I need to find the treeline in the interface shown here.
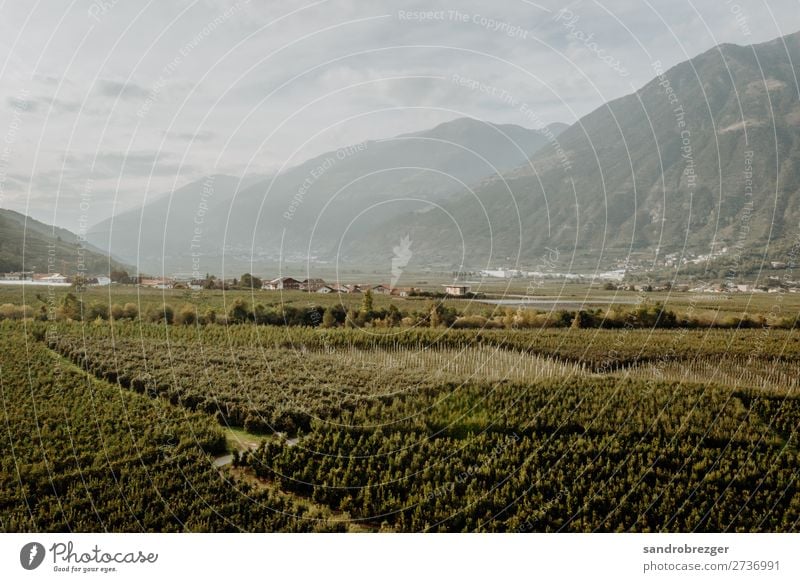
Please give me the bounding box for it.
[7,291,799,330]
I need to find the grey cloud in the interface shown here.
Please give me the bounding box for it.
[7,97,38,112]
[96,79,151,100]
[31,73,63,86]
[63,151,196,179]
[40,96,82,114]
[164,130,217,142]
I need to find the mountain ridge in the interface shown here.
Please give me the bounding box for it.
[345,29,800,270]
[87,117,564,273]
[0,208,129,275]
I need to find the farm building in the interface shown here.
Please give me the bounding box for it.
[87,276,111,286]
[138,278,173,289]
[2,271,33,281]
[263,277,301,290]
[390,287,419,297]
[300,278,328,292]
[34,273,70,285]
[443,284,470,296]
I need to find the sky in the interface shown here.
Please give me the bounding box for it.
[0,0,799,232]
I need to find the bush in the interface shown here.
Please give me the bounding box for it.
[0,303,29,320]
[122,303,139,320]
[452,315,491,329]
[146,304,174,324]
[228,298,251,323]
[110,303,124,320]
[176,304,197,325]
[86,302,109,321]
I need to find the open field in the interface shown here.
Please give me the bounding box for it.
[1,281,799,328]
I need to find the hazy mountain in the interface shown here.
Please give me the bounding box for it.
[0,209,127,275]
[351,31,800,271]
[87,174,262,276]
[92,24,800,281]
[86,118,563,274]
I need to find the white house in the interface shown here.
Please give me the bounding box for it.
[300,278,327,292]
[36,273,69,284]
[263,277,301,290]
[2,271,33,281]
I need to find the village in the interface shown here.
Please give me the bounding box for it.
[2,266,798,296]
[0,270,473,297]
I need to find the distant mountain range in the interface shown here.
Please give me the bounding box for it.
[85,30,800,276]
[0,209,126,275]
[86,118,566,274]
[352,31,800,271]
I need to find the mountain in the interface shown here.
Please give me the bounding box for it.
[352,31,800,271]
[87,174,262,275]
[86,118,563,274]
[0,209,127,275]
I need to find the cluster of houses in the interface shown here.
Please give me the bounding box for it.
[688,281,798,294]
[131,274,417,295]
[262,277,471,296]
[0,272,110,286]
[130,274,473,297]
[138,277,176,289]
[262,277,426,296]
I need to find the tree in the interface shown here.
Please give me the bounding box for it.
[228,298,251,323]
[110,269,130,284]
[86,302,109,321]
[59,293,83,321]
[430,304,442,328]
[253,303,268,324]
[122,303,139,320]
[110,303,124,320]
[147,304,174,324]
[177,304,197,325]
[429,302,456,328]
[361,289,374,315]
[306,306,324,327]
[387,304,402,327]
[321,308,337,328]
[240,273,262,290]
[571,310,590,329]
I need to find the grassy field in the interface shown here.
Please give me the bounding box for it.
[1,280,798,322]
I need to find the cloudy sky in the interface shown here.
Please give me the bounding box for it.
[1,0,799,231]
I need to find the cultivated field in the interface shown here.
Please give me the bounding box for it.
[2,295,798,531]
